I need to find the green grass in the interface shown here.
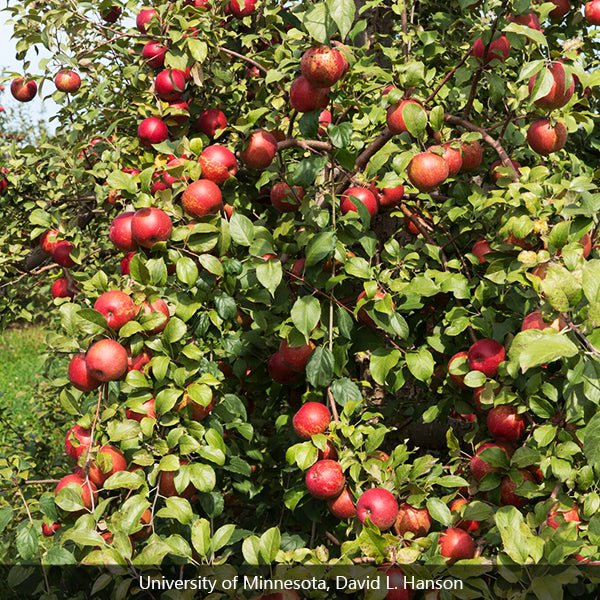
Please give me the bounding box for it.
[0,325,50,436]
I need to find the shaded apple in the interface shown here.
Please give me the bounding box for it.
[11,78,37,102]
[439,527,475,562]
[109,212,137,251]
[196,108,227,138]
[68,353,101,393]
[289,76,330,113]
[393,503,432,537]
[340,186,378,217]
[327,487,356,519]
[472,239,492,263]
[386,99,422,135]
[240,129,278,170]
[500,469,536,507]
[270,182,305,212]
[65,424,92,460]
[487,404,526,443]
[55,474,98,514]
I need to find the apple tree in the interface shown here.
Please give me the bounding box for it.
[2,0,600,598]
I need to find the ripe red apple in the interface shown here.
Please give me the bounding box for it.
[109,212,137,251]
[370,183,405,209]
[292,402,331,439]
[227,0,256,17]
[527,118,567,155]
[379,566,413,600]
[450,498,480,532]
[178,384,214,421]
[580,232,593,258]
[54,70,81,93]
[305,459,345,499]
[85,339,129,382]
[300,45,346,88]
[280,339,315,372]
[386,99,422,135]
[340,186,378,217]
[199,145,238,184]
[459,140,483,173]
[270,182,305,212]
[65,424,92,460]
[55,474,98,513]
[500,469,536,507]
[549,0,570,19]
[53,241,75,268]
[472,239,492,263]
[41,229,62,255]
[471,35,510,64]
[289,76,330,113]
[509,12,541,29]
[327,487,356,519]
[521,311,565,331]
[155,69,186,102]
[138,117,168,147]
[439,527,475,561]
[318,109,332,135]
[268,351,301,384]
[487,405,526,443]
[162,156,189,187]
[318,439,338,461]
[120,252,135,275]
[131,207,172,248]
[468,338,505,377]
[240,129,278,170]
[181,179,223,218]
[546,503,580,529]
[128,347,152,373]
[126,398,156,422]
[68,353,101,393]
[140,298,170,334]
[166,100,190,125]
[356,488,399,530]
[10,78,37,102]
[142,41,167,68]
[197,108,227,137]
[448,350,469,388]
[407,152,449,192]
[88,444,127,487]
[429,144,463,176]
[393,503,432,537]
[42,522,61,537]
[529,63,574,110]
[357,289,391,327]
[136,8,159,33]
[158,460,196,498]
[490,159,521,184]
[52,278,75,299]
[94,290,138,331]
[101,6,122,22]
[470,442,511,481]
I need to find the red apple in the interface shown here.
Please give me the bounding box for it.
[181,179,223,218]
[386,99,422,135]
[468,338,505,377]
[529,63,574,110]
[300,45,346,88]
[470,442,511,481]
[448,350,469,388]
[500,469,536,507]
[42,522,61,537]
[509,12,541,29]
[280,339,314,372]
[450,498,480,532]
[166,100,190,125]
[270,182,305,212]
[305,459,345,499]
[54,70,81,93]
[521,311,565,332]
[546,503,580,529]
[142,41,167,68]
[327,487,356,519]
[472,239,492,263]
[549,0,570,19]
[178,384,214,421]
[138,117,168,147]
[490,159,521,184]
[136,8,159,33]
[55,474,98,513]
[52,278,75,299]
[318,439,338,461]
[459,140,483,172]
[155,69,186,102]
[131,207,172,248]
[101,6,122,22]
[318,109,332,135]
[110,212,137,251]
[10,78,37,102]
[371,183,405,209]
[393,503,432,537]
[439,527,475,561]
[65,424,92,460]
[120,252,136,275]
[227,0,256,17]
[487,405,526,443]
[199,145,238,184]
[407,152,449,192]
[289,76,330,113]
[85,339,129,382]
[128,348,152,373]
[140,298,170,334]
[356,488,399,530]
[88,444,127,487]
[240,129,278,170]
[471,35,510,64]
[94,290,138,331]
[196,108,227,137]
[429,144,463,176]
[527,119,567,155]
[126,398,156,422]
[340,187,378,217]
[41,229,62,255]
[53,241,75,268]
[158,460,196,498]
[292,402,331,439]
[68,353,101,393]
[268,351,301,384]
[379,566,413,600]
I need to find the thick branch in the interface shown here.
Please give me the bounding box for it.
[355,127,393,172]
[277,139,332,153]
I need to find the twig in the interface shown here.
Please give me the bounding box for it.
[327,387,340,423]
[426,48,472,104]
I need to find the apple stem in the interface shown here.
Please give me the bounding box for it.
[327,387,340,423]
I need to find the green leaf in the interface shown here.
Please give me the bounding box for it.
[259,527,281,563]
[306,347,334,388]
[187,39,208,63]
[16,525,37,561]
[583,412,600,469]
[327,0,355,39]
[242,535,261,565]
[494,506,530,562]
[256,259,282,296]
[198,254,224,277]
[405,347,434,382]
[402,102,428,138]
[583,260,600,303]
[510,331,578,372]
[426,497,452,526]
[156,497,193,525]
[330,378,362,406]
[328,122,353,149]
[176,257,199,285]
[370,348,401,386]
[191,518,211,558]
[0,506,13,534]
[212,524,236,553]
[230,213,254,246]
[291,296,321,340]
[303,3,336,44]
[189,463,216,493]
[107,170,137,194]
[306,231,335,266]
[289,156,328,188]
